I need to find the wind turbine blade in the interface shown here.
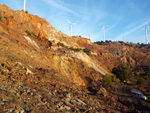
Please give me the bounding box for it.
[72,23,76,25]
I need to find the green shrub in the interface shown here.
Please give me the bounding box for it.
[83,48,91,56]
[134,71,138,76]
[69,47,81,51]
[112,76,120,85]
[112,64,132,82]
[25,30,36,36]
[31,31,36,36]
[25,11,29,14]
[20,23,23,26]
[25,30,32,36]
[102,74,112,88]
[145,71,150,78]
[136,77,145,85]
[57,42,65,47]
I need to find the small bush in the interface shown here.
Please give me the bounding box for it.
[69,47,81,51]
[20,23,23,26]
[112,76,120,85]
[57,42,65,47]
[31,31,36,36]
[25,30,36,36]
[134,71,138,76]
[136,77,145,85]
[112,64,132,82]
[25,11,29,14]
[102,74,112,88]
[145,71,150,78]
[25,30,32,36]
[83,48,91,56]
[65,46,68,49]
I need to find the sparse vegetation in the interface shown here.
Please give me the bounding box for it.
[25,30,32,36]
[112,76,120,85]
[31,31,36,36]
[1,4,150,113]
[25,11,29,14]
[56,42,82,52]
[20,23,23,26]
[134,71,139,76]
[145,71,150,78]
[83,48,91,56]
[25,30,36,36]
[57,42,65,47]
[69,47,81,51]
[112,64,132,82]
[102,74,112,88]
[136,77,145,85]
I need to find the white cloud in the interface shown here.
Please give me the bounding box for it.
[42,0,79,16]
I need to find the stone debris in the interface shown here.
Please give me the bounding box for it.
[1,4,150,113]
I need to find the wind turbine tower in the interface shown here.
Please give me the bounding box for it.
[67,20,76,37]
[101,23,109,42]
[24,0,26,11]
[142,23,150,44]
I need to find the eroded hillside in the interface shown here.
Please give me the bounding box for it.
[0,4,150,112]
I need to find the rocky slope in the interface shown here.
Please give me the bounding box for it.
[0,4,150,112]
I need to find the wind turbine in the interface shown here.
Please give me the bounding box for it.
[141,23,150,44]
[101,23,109,42]
[24,0,26,11]
[67,20,76,37]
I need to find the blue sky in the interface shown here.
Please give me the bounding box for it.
[1,0,150,44]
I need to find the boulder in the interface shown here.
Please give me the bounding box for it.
[97,87,108,97]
